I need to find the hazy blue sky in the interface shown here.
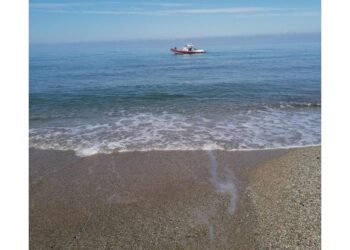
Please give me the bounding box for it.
[30,0,320,43]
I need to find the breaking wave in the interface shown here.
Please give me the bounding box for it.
[30,108,321,156]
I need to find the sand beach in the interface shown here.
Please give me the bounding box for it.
[30,146,320,249]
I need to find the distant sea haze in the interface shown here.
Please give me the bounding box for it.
[29,34,321,156]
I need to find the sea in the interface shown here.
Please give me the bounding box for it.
[29,33,321,156]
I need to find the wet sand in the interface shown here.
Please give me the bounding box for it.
[30,146,320,249]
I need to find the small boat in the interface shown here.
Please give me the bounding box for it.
[170,43,206,54]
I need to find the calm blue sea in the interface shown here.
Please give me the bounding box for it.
[29,34,321,156]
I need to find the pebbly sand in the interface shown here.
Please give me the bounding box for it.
[29,146,320,249]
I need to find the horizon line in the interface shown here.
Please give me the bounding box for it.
[30,31,321,46]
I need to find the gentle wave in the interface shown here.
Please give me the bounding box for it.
[29,101,321,123]
[277,102,321,109]
[30,109,321,156]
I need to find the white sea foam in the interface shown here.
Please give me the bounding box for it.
[29,108,321,156]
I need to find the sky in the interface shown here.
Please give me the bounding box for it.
[29,0,321,44]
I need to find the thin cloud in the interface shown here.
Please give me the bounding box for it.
[30,2,319,17]
[32,7,280,16]
[176,7,274,14]
[30,3,319,17]
[30,3,71,9]
[142,2,192,7]
[257,11,320,17]
[30,2,127,10]
[30,2,191,9]
[32,9,165,16]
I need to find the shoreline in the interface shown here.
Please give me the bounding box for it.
[30,146,320,249]
[29,143,321,157]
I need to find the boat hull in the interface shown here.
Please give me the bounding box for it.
[170,48,206,54]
